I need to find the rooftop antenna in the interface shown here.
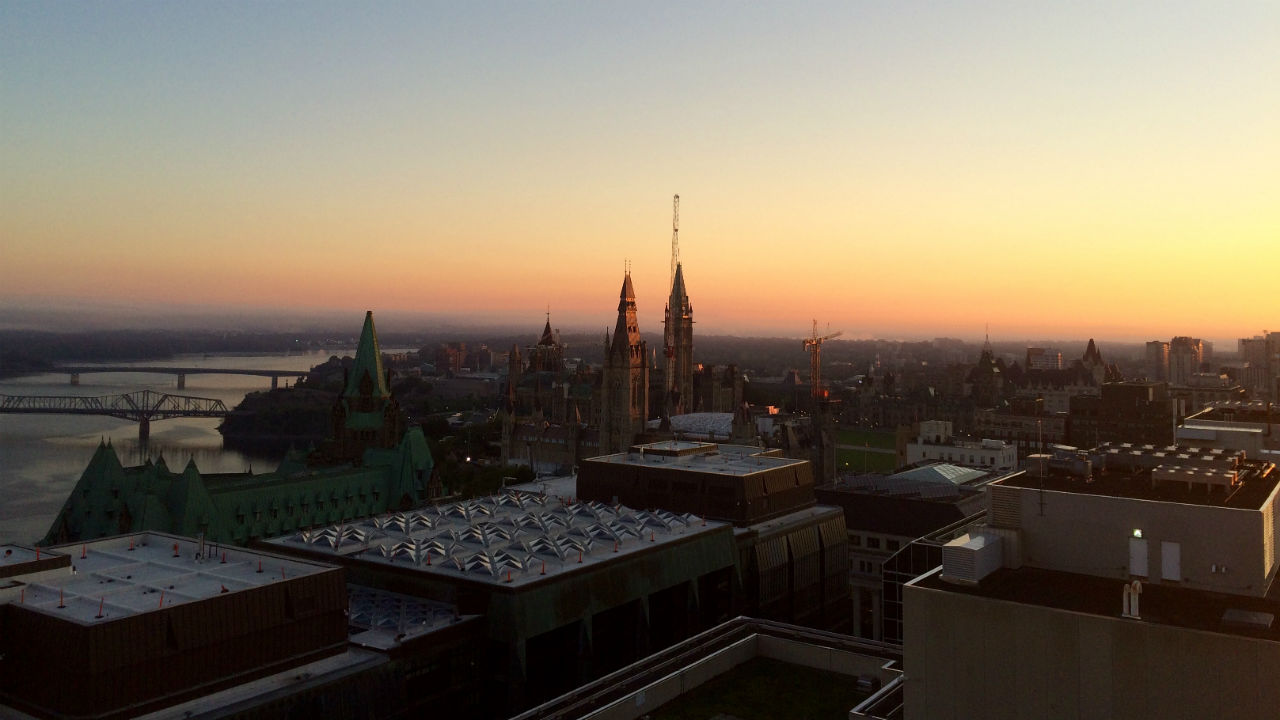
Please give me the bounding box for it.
[1038,418,1046,516]
[670,194,680,292]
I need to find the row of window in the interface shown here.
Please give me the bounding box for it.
[235,497,373,526]
[921,449,1007,466]
[849,533,901,553]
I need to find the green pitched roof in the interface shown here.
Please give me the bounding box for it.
[344,310,390,400]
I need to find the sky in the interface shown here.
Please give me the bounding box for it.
[2,2,1277,345]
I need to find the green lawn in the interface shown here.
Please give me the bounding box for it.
[649,657,869,720]
[835,428,896,449]
[836,448,899,473]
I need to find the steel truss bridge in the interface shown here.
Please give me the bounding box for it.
[56,365,308,389]
[0,390,230,442]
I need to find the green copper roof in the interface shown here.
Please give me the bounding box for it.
[45,429,436,546]
[345,310,390,400]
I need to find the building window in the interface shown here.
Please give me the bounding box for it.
[867,537,881,550]
[850,534,862,547]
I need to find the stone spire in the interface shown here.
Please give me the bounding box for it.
[601,271,648,454]
[664,262,694,414]
[1083,338,1103,366]
[344,310,390,400]
[611,272,642,358]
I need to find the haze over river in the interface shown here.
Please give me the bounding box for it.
[0,352,336,545]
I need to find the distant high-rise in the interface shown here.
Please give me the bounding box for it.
[600,271,649,454]
[1239,331,1280,401]
[1024,347,1062,371]
[1145,340,1170,381]
[1169,336,1204,386]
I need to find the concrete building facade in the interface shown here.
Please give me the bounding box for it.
[578,441,852,633]
[1,534,347,720]
[903,441,1280,720]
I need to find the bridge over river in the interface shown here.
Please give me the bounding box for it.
[56,365,309,390]
[0,390,230,442]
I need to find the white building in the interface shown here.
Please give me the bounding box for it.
[906,420,1017,471]
[904,450,1280,720]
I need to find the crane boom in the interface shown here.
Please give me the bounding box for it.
[670,194,680,293]
[803,319,842,400]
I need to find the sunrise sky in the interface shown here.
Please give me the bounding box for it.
[2,2,1276,343]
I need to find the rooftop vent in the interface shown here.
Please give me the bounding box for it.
[941,532,1003,585]
[1222,608,1274,630]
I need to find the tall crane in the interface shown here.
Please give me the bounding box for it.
[669,194,680,293]
[665,194,680,363]
[803,320,843,400]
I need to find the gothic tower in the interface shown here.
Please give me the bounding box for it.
[600,271,649,454]
[967,333,1004,409]
[664,262,694,415]
[324,310,405,464]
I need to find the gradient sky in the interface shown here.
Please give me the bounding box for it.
[2,2,1277,344]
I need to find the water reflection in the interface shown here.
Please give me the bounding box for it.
[0,352,335,545]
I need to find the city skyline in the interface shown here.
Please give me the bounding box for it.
[2,2,1276,343]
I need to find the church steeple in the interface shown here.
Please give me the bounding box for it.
[664,262,694,414]
[611,272,642,358]
[539,307,557,347]
[345,310,390,400]
[318,310,405,465]
[601,270,648,454]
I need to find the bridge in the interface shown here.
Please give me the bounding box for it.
[57,365,309,390]
[0,390,230,442]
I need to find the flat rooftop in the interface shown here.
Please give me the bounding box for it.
[914,566,1280,642]
[588,441,806,477]
[507,474,578,499]
[17,533,334,625]
[823,464,1009,501]
[347,585,475,650]
[1001,460,1277,509]
[268,489,724,588]
[1191,402,1278,424]
[1,545,42,566]
[510,616,901,720]
[646,656,870,720]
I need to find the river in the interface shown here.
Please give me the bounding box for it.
[0,352,339,545]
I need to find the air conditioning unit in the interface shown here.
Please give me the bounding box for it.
[942,532,1004,585]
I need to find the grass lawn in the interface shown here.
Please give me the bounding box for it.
[835,428,896,449]
[836,449,899,473]
[648,657,869,720]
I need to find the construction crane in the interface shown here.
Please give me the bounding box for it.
[669,194,680,293]
[665,194,680,360]
[803,320,843,400]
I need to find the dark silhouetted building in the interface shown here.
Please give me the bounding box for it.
[578,441,851,632]
[1069,381,1175,447]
